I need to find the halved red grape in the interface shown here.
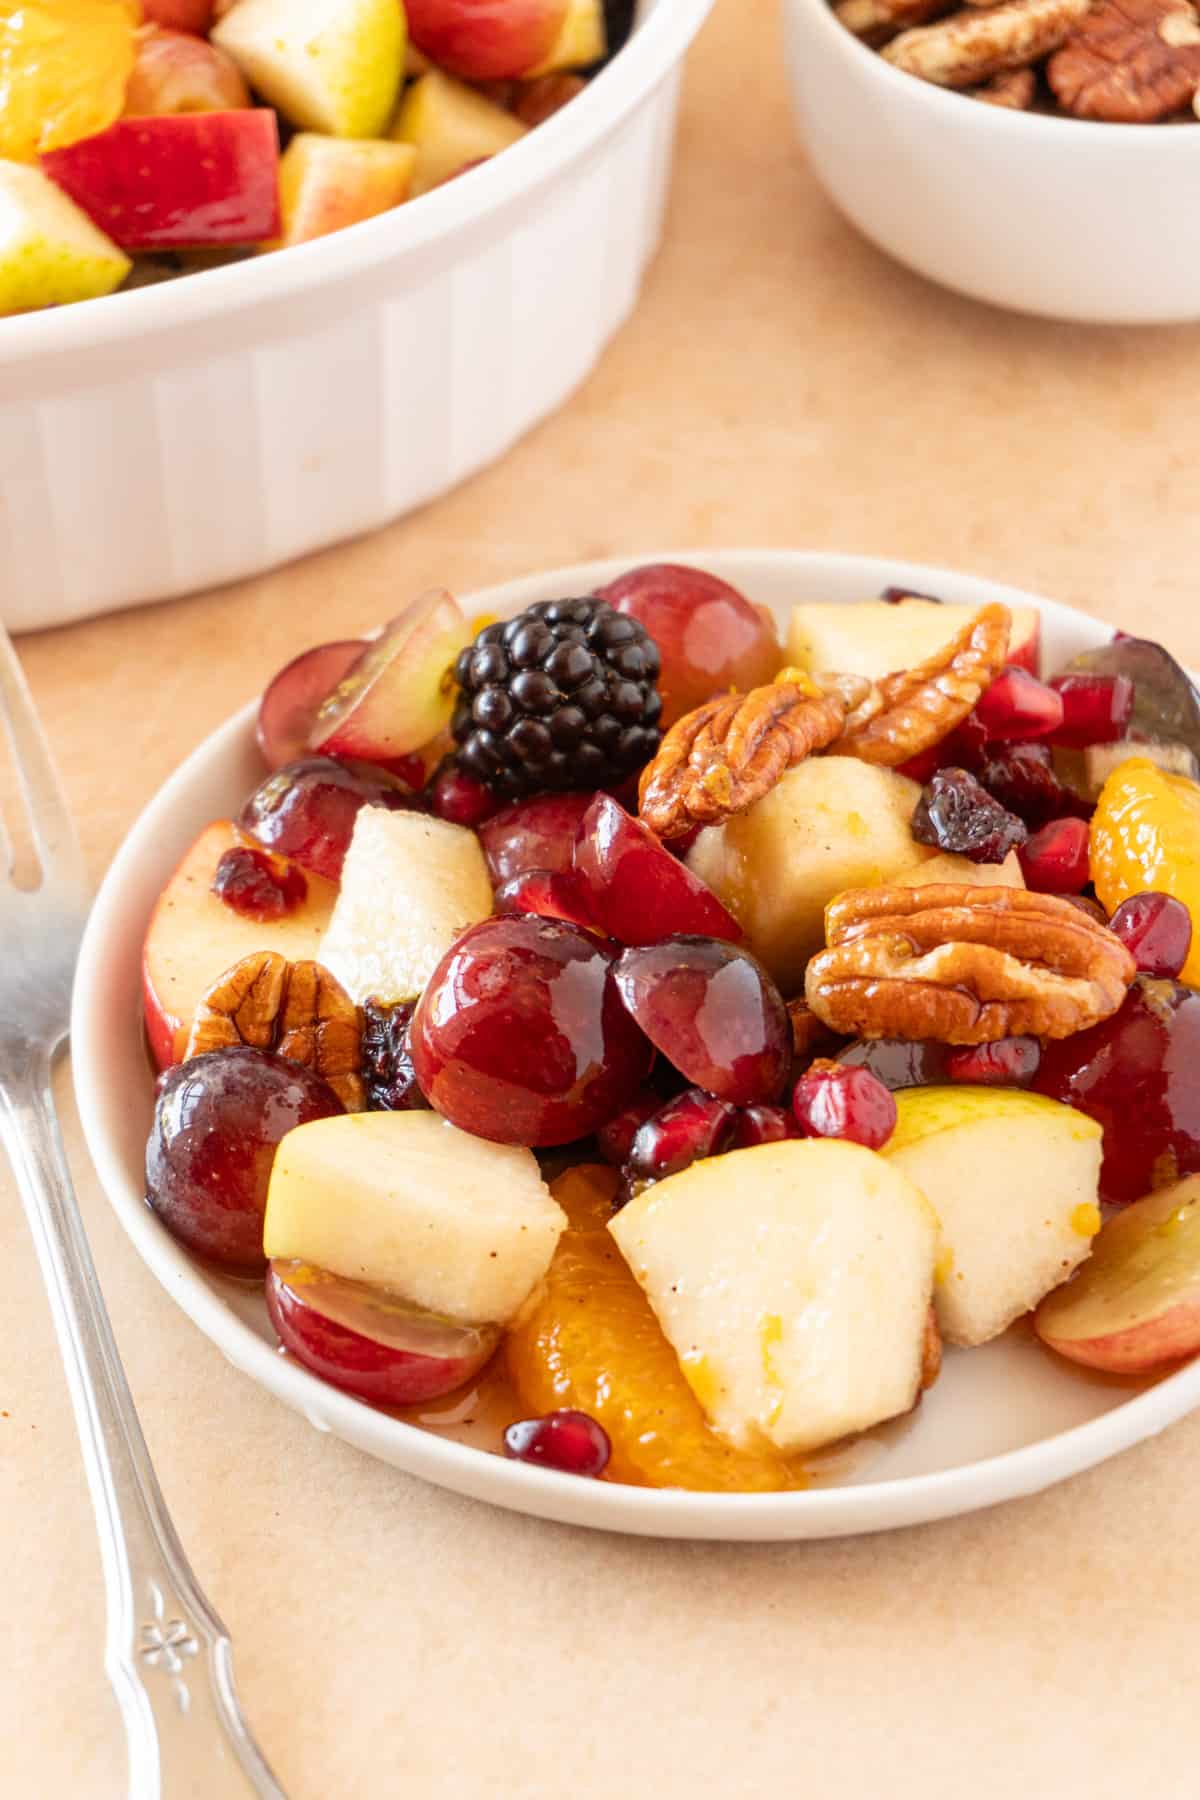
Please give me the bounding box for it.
[479,790,594,886]
[574,795,743,947]
[239,755,420,881]
[944,1037,1041,1086]
[408,915,653,1146]
[613,936,790,1105]
[1108,892,1192,979]
[266,1261,498,1406]
[256,639,366,771]
[494,868,597,930]
[146,1047,343,1272]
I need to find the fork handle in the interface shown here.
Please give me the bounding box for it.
[0,1048,286,1800]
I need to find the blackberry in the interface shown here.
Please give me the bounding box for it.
[450,597,662,799]
[910,767,1028,865]
[361,999,430,1113]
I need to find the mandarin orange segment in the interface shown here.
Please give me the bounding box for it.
[0,0,138,162]
[1090,756,1200,987]
[506,1165,797,1492]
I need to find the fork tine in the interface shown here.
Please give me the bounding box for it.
[0,623,87,893]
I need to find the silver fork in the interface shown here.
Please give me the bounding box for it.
[0,625,285,1800]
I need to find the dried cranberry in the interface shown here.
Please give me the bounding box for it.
[978,742,1074,829]
[1108,892,1192,979]
[910,768,1027,864]
[361,999,430,1112]
[429,761,498,828]
[792,1062,897,1150]
[211,846,307,920]
[1018,816,1090,894]
[974,666,1064,742]
[504,1410,611,1477]
[1047,673,1135,749]
[944,1036,1041,1086]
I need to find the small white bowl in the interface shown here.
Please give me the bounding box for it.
[71,547,1200,1541]
[0,0,713,634]
[781,0,1200,324]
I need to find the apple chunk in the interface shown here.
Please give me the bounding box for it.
[392,68,527,194]
[264,1110,566,1324]
[786,599,1041,681]
[143,821,339,1069]
[1035,1176,1200,1373]
[884,1087,1103,1347]
[272,134,416,248]
[610,1139,937,1455]
[318,806,493,1004]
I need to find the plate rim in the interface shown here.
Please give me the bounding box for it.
[70,547,1200,1541]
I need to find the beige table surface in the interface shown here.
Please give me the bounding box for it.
[6,1,1200,1794]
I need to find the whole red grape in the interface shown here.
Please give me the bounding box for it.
[599,563,781,726]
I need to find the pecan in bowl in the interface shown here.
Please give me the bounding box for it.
[805,884,1137,1044]
[185,950,365,1110]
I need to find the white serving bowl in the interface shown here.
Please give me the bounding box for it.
[71,547,1200,1541]
[0,0,713,635]
[781,0,1200,324]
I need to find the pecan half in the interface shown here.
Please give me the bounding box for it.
[971,66,1038,103]
[805,884,1136,1044]
[834,0,953,42]
[638,677,845,839]
[836,603,1011,769]
[1048,0,1200,119]
[186,950,365,1110]
[883,0,1093,86]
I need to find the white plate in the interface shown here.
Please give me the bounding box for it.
[71,549,1200,1541]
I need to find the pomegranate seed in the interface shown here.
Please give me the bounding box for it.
[974,666,1064,742]
[596,1089,662,1165]
[504,1410,611,1477]
[627,1087,737,1183]
[1017,816,1090,893]
[494,868,597,930]
[1048,673,1134,749]
[791,1061,897,1150]
[211,845,306,919]
[731,1104,799,1148]
[910,768,1027,864]
[944,1036,1041,1086]
[1108,892,1192,979]
[430,761,497,827]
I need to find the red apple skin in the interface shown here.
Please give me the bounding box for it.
[1039,1300,1200,1375]
[141,0,215,31]
[265,1266,498,1406]
[142,821,338,1070]
[41,111,280,251]
[405,0,568,80]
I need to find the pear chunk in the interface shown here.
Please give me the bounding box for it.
[392,68,527,194]
[884,1087,1103,1347]
[0,162,129,315]
[213,0,406,137]
[610,1140,938,1456]
[318,807,493,1004]
[786,599,1040,681]
[264,1110,565,1325]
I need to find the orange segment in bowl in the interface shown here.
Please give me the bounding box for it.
[0,0,138,162]
[1090,757,1200,987]
[506,1165,797,1492]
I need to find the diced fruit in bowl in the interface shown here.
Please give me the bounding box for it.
[147,1046,345,1272]
[392,66,527,194]
[524,0,605,75]
[576,795,743,948]
[1018,816,1090,895]
[0,163,129,315]
[1090,757,1200,986]
[479,790,594,885]
[504,1409,611,1477]
[625,1087,737,1187]
[239,756,419,883]
[308,592,470,764]
[612,937,791,1106]
[610,1140,938,1455]
[404,0,568,81]
[273,134,416,247]
[1059,635,1200,763]
[142,820,338,1068]
[263,1109,565,1324]
[1056,739,1200,807]
[123,25,251,116]
[685,758,941,993]
[211,0,406,138]
[317,807,493,1004]
[1035,1175,1200,1375]
[0,0,136,163]
[256,640,367,771]
[1047,673,1134,749]
[361,999,428,1112]
[494,867,596,928]
[882,1088,1103,1347]
[791,1062,897,1150]
[786,598,1041,683]
[598,563,782,728]
[973,667,1064,742]
[1108,892,1192,980]
[890,850,1024,892]
[41,111,281,251]
[266,1262,500,1404]
[409,914,653,1145]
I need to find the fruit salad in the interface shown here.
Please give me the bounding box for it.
[140,562,1200,1490]
[0,0,631,316]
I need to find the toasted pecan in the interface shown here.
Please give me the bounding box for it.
[921,1307,943,1390]
[883,0,1093,85]
[834,0,953,40]
[186,950,365,1109]
[1048,0,1200,119]
[971,66,1038,103]
[835,603,1011,769]
[805,884,1136,1044]
[638,677,845,839]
